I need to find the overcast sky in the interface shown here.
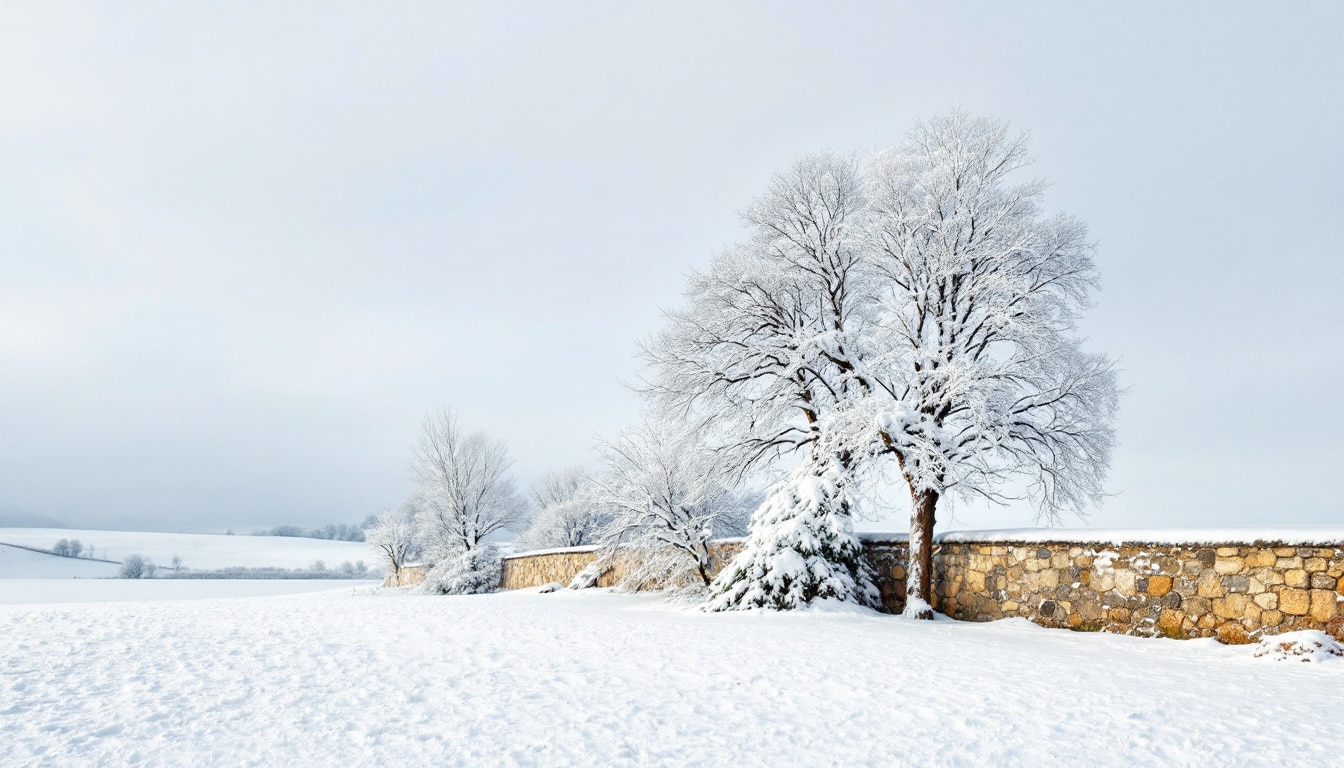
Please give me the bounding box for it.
[1,2,1341,533]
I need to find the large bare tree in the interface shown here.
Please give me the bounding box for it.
[647,152,878,610]
[649,114,1117,616]
[410,409,527,565]
[860,112,1117,616]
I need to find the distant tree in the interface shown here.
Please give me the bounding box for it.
[366,505,420,586]
[143,559,157,578]
[120,554,146,579]
[52,539,70,557]
[515,467,607,551]
[68,539,83,558]
[588,418,743,593]
[309,560,326,572]
[411,409,528,561]
[170,554,182,571]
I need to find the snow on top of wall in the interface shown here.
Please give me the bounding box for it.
[856,527,1344,547]
[502,545,601,560]
[499,528,1344,560]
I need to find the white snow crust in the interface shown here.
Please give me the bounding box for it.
[856,527,1344,546]
[3,589,1341,766]
[0,528,373,572]
[0,579,377,606]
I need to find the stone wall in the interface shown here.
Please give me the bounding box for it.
[924,540,1344,643]
[392,535,1344,643]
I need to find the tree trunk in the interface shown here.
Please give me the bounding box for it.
[905,487,938,619]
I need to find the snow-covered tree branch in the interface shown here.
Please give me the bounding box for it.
[515,467,608,551]
[587,418,747,595]
[409,408,526,594]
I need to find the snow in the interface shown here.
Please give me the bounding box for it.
[503,544,600,560]
[0,544,121,579]
[0,579,378,605]
[3,588,1341,766]
[857,527,1344,546]
[0,528,374,572]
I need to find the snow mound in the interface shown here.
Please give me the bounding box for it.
[1252,631,1344,663]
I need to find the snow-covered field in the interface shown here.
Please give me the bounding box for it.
[0,543,121,579]
[0,578,379,605]
[0,528,373,575]
[3,588,1340,767]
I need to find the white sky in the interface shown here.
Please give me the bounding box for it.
[1,2,1341,532]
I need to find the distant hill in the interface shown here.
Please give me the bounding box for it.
[0,528,377,577]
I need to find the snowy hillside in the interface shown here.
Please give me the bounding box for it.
[0,528,374,575]
[2,589,1340,766]
[0,543,121,579]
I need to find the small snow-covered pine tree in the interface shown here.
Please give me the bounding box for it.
[706,461,877,611]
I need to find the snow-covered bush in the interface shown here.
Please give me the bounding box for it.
[120,554,146,579]
[419,544,503,595]
[707,462,876,611]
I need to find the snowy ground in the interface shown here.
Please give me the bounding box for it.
[0,578,380,605]
[3,588,1340,767]
[0,528,373,574]
[0,543,122,579]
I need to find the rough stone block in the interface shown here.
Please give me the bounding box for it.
[1285,569,1309,588]
[1216,623,1252,644]
[1280,588,1310,616]
[1273,547,1297,557]
[1261,609,1283,627]
[1213,594,1248,619]
[1158,609,1184,635]
[1184,596,1210,617]
[1311,573,1336,590]
[1051,552,1070,569]
[1257,568,1285,586]
[1305,558,1327,573]
[1146,575,1173,596]
[1277,556,1303,569]
[1244,549,1276,568]
[1196,571,1225,598]
[1253,592,1278,610]
[1246,577,1266,595]
[1310,590,1338,623]
[1109,607,1131,623]
[1114,570,1136,596]
[1216,547,1240,557]
[1221,575,1249,593]
[1214,557,1244,575]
